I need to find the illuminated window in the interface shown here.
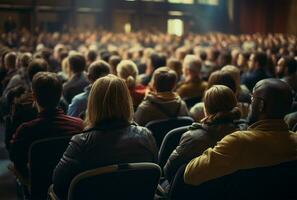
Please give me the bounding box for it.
[197,0,219,6]
[168,0,194,4]
[167,19,183,36]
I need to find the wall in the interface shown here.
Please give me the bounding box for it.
[234,0,293,34]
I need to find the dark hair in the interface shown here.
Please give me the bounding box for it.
[100,50,111,63]
[153,67,177,92]
[109,55,122,74]
[68,53,86,73]
[150,53,166,70]
[28,59,48,81]
[284,56,297,75]
[200,51,207,61]
[219,51,232,68]
[88,60,110,81]
[87,50,98,62]
[41,48,52,62]
[254,52,267,68]
[32,72,62,109]
[20,53,32,68]
[208,70,237,94]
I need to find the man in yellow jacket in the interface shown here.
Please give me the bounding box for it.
[184,78,297,186]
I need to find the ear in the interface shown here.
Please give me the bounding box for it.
[258,99,264,113]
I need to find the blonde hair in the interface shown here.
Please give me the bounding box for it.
[202,85,241,123]
[61,57,71,79]
[116,60,139,89]
[85,74,134,128]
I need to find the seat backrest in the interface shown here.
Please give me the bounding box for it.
[169,160,297,200]
[68,162,161,200]
[158,126,190,168]
[145,116,193,148]
[29,136,72,200]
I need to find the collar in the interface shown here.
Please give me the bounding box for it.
[38,108,64,117]
[84,119,132,132]
[147,91,179,101]
[84,84,92,92]
[248,119,288,132]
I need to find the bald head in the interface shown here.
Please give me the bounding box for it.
[250,79,292,121]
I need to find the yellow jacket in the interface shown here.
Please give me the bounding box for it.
[184,119,297,185]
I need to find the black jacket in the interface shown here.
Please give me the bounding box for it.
[52,121,158,200]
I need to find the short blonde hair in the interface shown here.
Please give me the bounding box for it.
[85,74,133,128]
[116,60,138,88]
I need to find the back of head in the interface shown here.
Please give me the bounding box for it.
[4,52,17,69]
[183,55,202,74]
[284,56,297,75]
[204,85,238,115]
[208,70,237,94]
[167,58,182,78]
[221,65,241,92]
[252,78,293,119]
[150,53,166,71]
[254,51,267,68]
[152,66,177,92]
[68,53,86,74]
[28,58,48,81]
[116,60,138,89]
[88,60,110,83]
[87,50,98,63]
[32,72,62,109]
[109,55,122,74]
[86,74,133,128]
[203,85,240,123]
[218,51,232,68]
[20,52,33,68]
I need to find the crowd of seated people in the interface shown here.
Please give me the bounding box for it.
[0,28,296,199]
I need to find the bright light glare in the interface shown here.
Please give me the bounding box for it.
[167,19,183,36]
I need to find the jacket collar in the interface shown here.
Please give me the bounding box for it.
[248,119,288,132]
[38,108,64,118]
[84,119,132,132]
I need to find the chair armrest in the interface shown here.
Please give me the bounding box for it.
[48,184,60,200]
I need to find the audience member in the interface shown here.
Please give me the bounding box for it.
[164,85,242,182]
[67,60,110,117]
[135,67,189,126]
[62,53,89,104]
[184,79,296,186]
[241,52,272,91]
[139,52,166,86]
[9,72,83,180]
[117,60,146,109]
[176,55,208,100]
[52,74,157,199]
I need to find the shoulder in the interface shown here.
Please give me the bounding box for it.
[129,124,152,135]
[71,92,87,103]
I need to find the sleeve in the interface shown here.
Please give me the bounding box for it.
[184,132,243,186]
[52,134,85,199]
[134,103,148,126]
[67,97,81,117]
[9,124,31,178]
[164,131,204,182]
[143,128,158,162]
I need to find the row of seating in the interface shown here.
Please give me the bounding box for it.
[18,117,297,200]
[25,117,193,199]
